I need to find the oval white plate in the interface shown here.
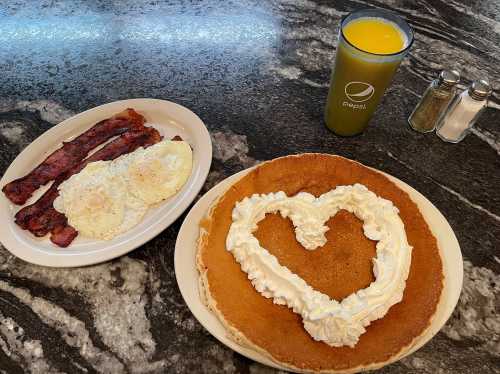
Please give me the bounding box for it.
[175,164,463,372]
[0,98,212,267]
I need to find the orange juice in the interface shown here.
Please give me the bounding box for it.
[343,18,405,55]
[325,10,413,136]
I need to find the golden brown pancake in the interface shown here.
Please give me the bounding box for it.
[197,154,443,372]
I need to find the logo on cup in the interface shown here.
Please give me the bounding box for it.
[344,82,375,103]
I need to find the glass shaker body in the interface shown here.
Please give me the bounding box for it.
[408,70,460,133]
[436,80,491,143]
[436,93,487,143]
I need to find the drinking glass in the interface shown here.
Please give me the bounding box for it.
[325,9,414,136]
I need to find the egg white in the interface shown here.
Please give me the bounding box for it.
[54,161,132,239]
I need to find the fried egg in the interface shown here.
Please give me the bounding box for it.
[54,140,192,240]
[112,140,193,205]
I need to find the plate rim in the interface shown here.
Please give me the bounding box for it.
[174,159,463,372]
[0,98,212,267]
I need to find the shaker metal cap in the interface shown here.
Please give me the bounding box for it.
[469,80,492,100]
[438,70,460,87]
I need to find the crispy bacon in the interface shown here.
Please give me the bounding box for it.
[51,224,78,248]
[15,128,160,249]
[3,108,146,205]
[15,127,161,231]
[28,207,76,248]
[28,207,67,237]
[15,181,59,230]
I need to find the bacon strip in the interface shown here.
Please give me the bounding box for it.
[15,128,162,247]
[3,108,146,205]
[50,225,79,248]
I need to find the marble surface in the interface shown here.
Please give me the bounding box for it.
[0,0,499,373]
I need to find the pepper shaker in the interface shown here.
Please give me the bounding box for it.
[408,70,460,133]
[436,80,492,143]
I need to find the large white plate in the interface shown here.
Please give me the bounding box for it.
[175,163,463,372]
[0,98,212,267]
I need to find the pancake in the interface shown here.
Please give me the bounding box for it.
[197,154,443,372]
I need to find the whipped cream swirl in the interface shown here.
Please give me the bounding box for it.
[226,184,412,347]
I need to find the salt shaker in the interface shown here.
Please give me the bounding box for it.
[408,70,460,133]
[436,80,492,143]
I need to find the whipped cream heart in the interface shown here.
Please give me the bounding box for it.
[226,183,412,348]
